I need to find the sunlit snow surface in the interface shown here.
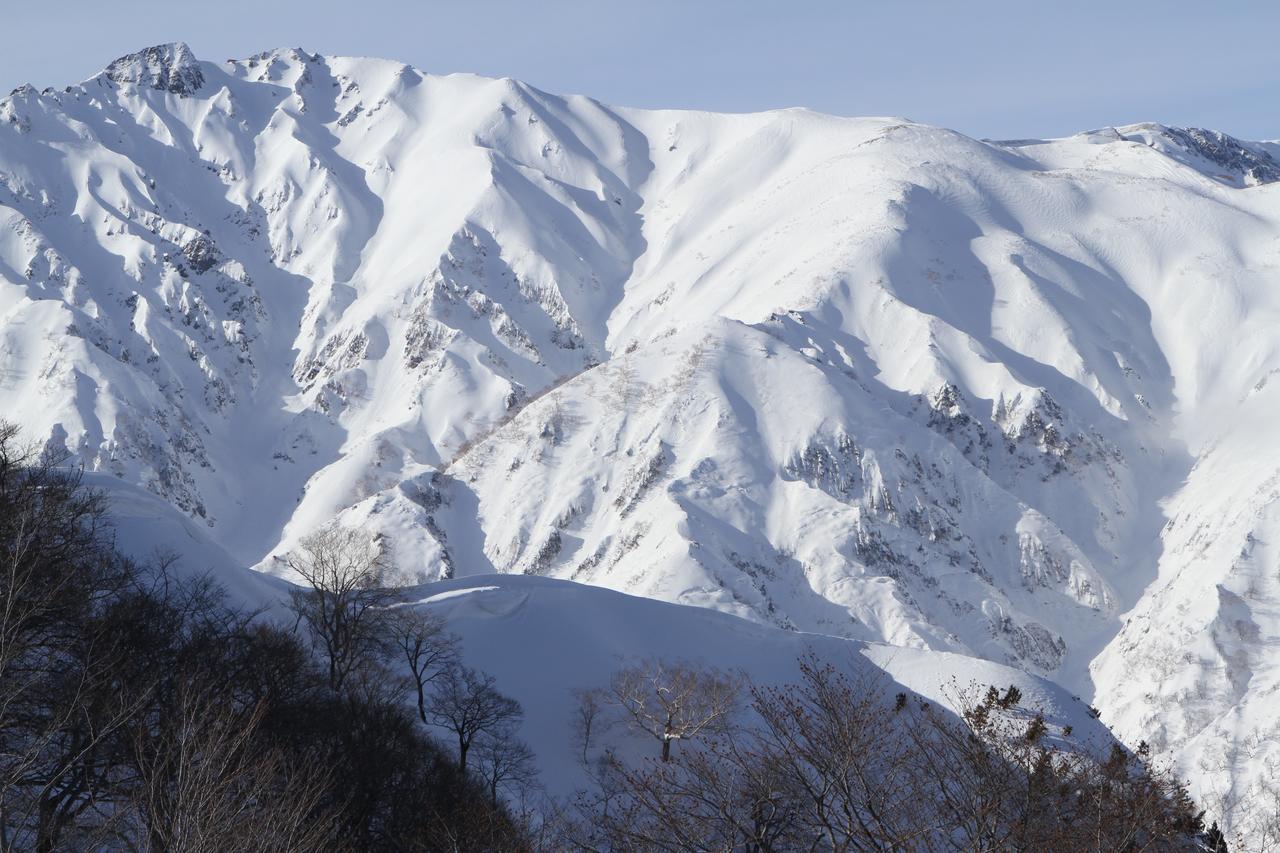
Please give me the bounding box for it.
[415,585,500,604]
[3,42,1280,830]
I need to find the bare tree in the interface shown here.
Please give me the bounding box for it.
[606,659,741,762]
[0,422,118,728]
[0,422,141,851]
[126,687,337,853]
[427,664,522,774]
[745,657,924,848]
[474,724,539,808]
[1226,768,1280,852]
[285,527,396,691]
[583,658,920,851]
[384,605,458,723]
[578,659,1208,852]
[571,687,604,766]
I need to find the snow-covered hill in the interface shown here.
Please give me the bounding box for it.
[408,573,1119,802]
[3,42,1280,831]
[84,471,294,611]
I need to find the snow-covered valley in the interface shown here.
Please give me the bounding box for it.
[4,42,1280,833]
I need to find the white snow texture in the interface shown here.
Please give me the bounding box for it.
[3,42,1280,831]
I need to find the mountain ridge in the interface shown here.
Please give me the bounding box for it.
[4,41,1280,833]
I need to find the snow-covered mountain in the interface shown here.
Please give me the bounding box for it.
[3,42,1280,831]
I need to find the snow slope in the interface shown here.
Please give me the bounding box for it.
[82,471,294,611]
[3,42,1280,829]
[407,573,1117,801]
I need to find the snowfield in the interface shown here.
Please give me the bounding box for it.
[409,573,1119,802]
[3,42,1280,831]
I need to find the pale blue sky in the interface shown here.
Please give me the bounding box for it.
[4,0,1277,140]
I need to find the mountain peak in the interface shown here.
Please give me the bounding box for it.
[1115,122,1280,186]
[102,42,204,96]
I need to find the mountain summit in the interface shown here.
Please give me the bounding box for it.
[102,42,205,96]
[3,43,1280,831]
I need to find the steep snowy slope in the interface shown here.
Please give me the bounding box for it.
[83,471,294,611]
[3,43,1280,830]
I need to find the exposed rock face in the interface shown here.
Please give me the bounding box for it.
[104,43,205,96]
[1163,126,1280,186]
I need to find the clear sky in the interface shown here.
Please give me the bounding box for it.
[4,0,1277,141]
